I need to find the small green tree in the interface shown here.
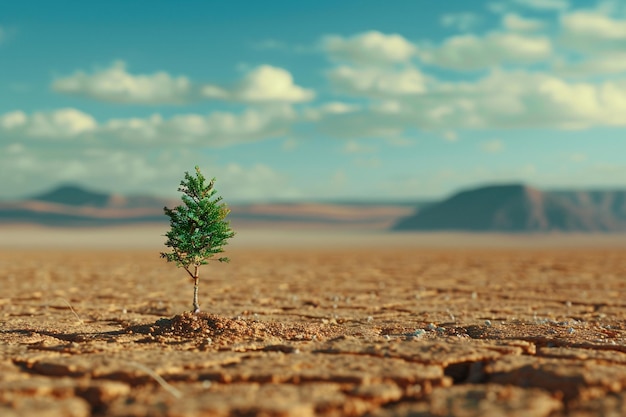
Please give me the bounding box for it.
[161,166,235,313]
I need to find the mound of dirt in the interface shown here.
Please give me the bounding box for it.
[130,312,343,346]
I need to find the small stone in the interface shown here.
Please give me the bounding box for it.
[411,329,426,338]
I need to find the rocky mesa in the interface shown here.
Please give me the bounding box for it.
[393,183,626,232]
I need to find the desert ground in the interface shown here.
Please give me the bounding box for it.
[2,227,626,416]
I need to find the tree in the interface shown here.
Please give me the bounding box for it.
[161,166,235,313]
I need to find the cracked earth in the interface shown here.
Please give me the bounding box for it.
[1,245,626,416]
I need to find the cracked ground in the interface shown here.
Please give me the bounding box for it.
[1,245,626,416]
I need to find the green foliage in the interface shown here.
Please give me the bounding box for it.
[161,166,235,273]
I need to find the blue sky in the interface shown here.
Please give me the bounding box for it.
[1,0,626,202]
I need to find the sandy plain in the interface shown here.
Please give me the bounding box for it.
[1,227,626,416]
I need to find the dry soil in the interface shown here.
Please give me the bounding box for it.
[2,237,626,416]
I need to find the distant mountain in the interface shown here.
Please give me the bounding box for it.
[0,185,414,229]
[32,185,112,207]
[0,185,174,227]
[393,184,626,232]
[31,184,175,209]
[551,190,626,223]
[11,183,625,231]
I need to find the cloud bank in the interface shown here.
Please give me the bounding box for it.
[4,0,626,200]
[53,62,314,105]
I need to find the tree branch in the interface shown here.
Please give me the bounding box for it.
[183,266,195,280]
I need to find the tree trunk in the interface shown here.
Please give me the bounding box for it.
[192,265,200,313]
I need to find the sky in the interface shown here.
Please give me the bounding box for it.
[1,0,626,203]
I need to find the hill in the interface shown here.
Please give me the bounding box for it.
[393,184,626,232]
[5,183,626,232]
[0,185,173,227]
[0,185,413,229]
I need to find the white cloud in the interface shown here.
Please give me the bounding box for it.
[561,11,626,52]
[52,61,192,104]
[0,147,165,199]
[0,108,97,139]
[563,11,626,39]
[302,101,360,122]
[420,32,552,70]
[102,105,296,145]
[317,69,626,136]
[502,13,544,31]
[0,111,27,129]
[594,0,626,16]
[535,77,626,128]
[0,106,295,146]
[441,12,482,31]
[318,102,360,114]
[218,163,301,201]
[202,65,314,103]
[481,139,504,153]
[513,0,569,11]
[236,66,314,102]
[53,63,314,105]
[322,31,416,65]
[0,145,300,201]
[553,53,626,77]
[430,71,626,129]
[370,100,403,114]
[328,66,427,97]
